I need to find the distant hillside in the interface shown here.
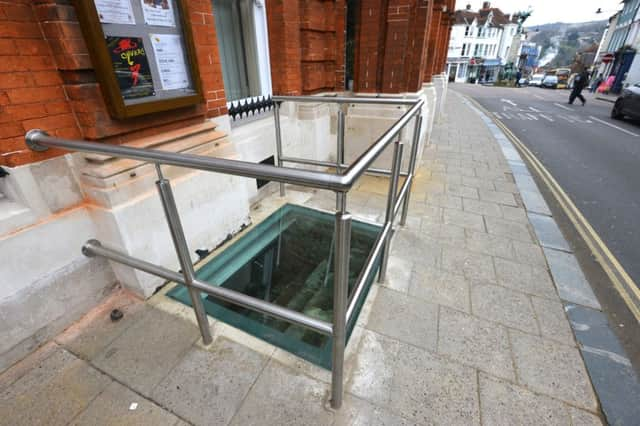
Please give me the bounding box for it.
[525,20,607,68]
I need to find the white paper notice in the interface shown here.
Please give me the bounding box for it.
[95,0,135,25]
[141,0,176,27]
[150,34,190,90]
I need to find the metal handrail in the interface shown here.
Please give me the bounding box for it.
[24,94,424,410]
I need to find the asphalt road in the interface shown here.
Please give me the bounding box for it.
[454,83,640,290]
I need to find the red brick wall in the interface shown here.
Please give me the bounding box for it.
[353,0,387,93]
[267,0,345,95]
[1,0,227,167]
[354,0,433,94]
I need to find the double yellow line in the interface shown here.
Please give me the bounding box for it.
[467,96,640,322]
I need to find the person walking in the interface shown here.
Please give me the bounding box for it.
[515,70,522,87]
[569,70,589,106]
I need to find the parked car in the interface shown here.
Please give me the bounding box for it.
[529,74,545,87]
[611,83,640,120]
[542,75,559,89]
[518,78,529,86]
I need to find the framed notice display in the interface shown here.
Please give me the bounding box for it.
[75,0,202,119]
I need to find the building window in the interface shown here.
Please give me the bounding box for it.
[474,44,480,56]
[465,26,471,36]
[461,44,467,56]
[213,0,272,104]
[458,64,467,78]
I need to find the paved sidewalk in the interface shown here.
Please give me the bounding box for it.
[0,93,605,425]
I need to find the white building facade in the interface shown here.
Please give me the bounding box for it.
[446,2,520,83]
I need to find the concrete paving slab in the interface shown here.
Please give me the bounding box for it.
[230,360,333,426]
[383,256,413,294]
[70,381,186,426]
[567,406,603,425]
[438,308,515,381]
[390,228,442,268]
[531,296,576,346]
[463,197,503,218]
[528,213,572,252]
[409,266,471,313]
[566,305,640,426]
[56,291,147,361]
[387,337,480,425]
[493,257,558,299]
[419,222,466,246]
[333,394,415,426]
[485,216,535,243]
[478,373,571,426]
[471,282,539,333]
[152,340,267,426]
[0,347,110,426]
[510,330,598,411]
[425,193,463,209]
[544,248,601,309]
[479,189,518,206]
[500,205,529,223]
[365,287,438,351]
[443,208,486,231]
[512,240,548,268]
[442,247,496,282]
[92,307,200,395]
[465,230,514,260]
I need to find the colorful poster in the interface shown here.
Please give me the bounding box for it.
[150,34,190,90]
[95,0,135,25]
[141,0,176,27]
[106,36,155,99]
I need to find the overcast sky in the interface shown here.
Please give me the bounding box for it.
[457,0,623,26]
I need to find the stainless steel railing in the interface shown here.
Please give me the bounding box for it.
[25,95,424,409]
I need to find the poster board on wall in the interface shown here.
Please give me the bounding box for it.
[76,0,202,119]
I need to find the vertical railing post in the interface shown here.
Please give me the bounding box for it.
[400,115,423,226]
[336,106,346,211]
[274,101,285,197]
[331,201,351,410]
[155,165,213,345]
[378,140,404,283]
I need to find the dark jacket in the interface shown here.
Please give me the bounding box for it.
[574,72,589,90]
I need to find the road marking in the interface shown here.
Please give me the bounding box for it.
[554,103,573,111]
[493,112,503,119]
[501,98,517,106]
[558,115,576,123]
[526,113,539,120]
[589,116,640,137]
[502,113,513,119]
[529,107,542,112]
[518,113,530,120]
[539,114,554,122]
[466,96,640,323]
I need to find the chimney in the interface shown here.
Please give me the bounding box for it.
[482,2,491,9]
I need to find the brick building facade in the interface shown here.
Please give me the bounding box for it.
[0,0,454,371]
[1,0,453,167]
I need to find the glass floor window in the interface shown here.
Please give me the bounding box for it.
[168,204,382,369]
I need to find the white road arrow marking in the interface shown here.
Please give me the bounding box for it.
[539,114,554,122]
[501,98,517,106]
[589,116,640,137]
[529,107,542,112]
[526,113,539,120]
